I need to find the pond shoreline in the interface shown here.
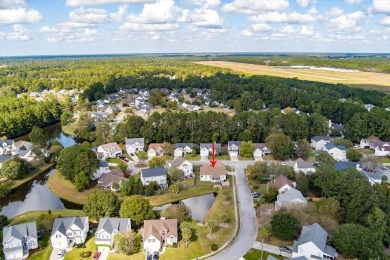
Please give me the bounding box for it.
[8,163,54,190]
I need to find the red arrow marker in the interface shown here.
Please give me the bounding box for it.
[210,142,217,167]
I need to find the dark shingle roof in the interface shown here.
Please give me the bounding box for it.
[96,218,131,235]
[175,143,195,149]
[200,143,221,150]
[141,167,167,178]
[334,161,361,171]
[51,217,88,237]
[311,136,331,142]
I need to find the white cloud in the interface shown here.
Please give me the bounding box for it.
[250,11,316,24]
[0,0,26,9]
[66,0,154,7]
[381,16,390,26]
[299,25,315,36]
[328,11,365,32]
[326,7,344,17]
[40,24,103,43]
[119,22,179,31]
[344,0,362,4]
[111,4,128,22]
[0,8,43,24]
[372,0,390,13]
[184,0,221,9]
[240,29,253,37]
[222,0,289,14]
[250,23,273,32]
[179,8,224,28]
[0,32,6,40]
[296,0,316,8]
[131,0,181,24]
[7,24,33,41]
[69,7,110,24]
[280,25,296,34]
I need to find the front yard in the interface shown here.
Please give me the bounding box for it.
[243,248,284,260]
[65,236,97,260]
[10,209,85,225]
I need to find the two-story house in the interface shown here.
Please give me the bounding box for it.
[142,219,178,253]
[292,223,337,260]
[293,158,316,175]
[2,222,38,260]
[228,141,242,157]
[253,143,271,160]
[173,143,195,157]
[267,175,296,194]
[167,157,193,177]
[95,218,131,249]
[140,167,167,187]
[147,143,165,158]
[199,143,221,158]
[125,138,145,155]
[310,136,332,151]
[323,144,347,161]
[374,143,390,156]
[199,161,227,182]
[50,217,89,249]
[0,140,14,155]
[97,143,122,160]
[98,169,126,191]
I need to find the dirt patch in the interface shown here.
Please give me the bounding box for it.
[219,223,229,229]
[256,203,276,226]
[207,234,216,240]
[223,201,231,205]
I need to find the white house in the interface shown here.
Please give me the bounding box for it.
[140,167,167,186]
[267,175,296,194]
[95,218,131,249]
[97,142,122,160]
[2,222,38,260]
[11,140,33,156]
[173,143,195,157]
[228,141,242,157]
[253,143,271,160]
[125,138,144,155]
[323,144,347,161]
[292,223,337,260]
[98,169,126,191]
[275,188,307,211]
[294,158,316,175]
[50,217,89,249]
[199,161,227,182]
[147,143,165,158]
[310,136,332,151]
[374,143,390,156]
[0,140,14,155]
[364,104,375,111]
[142,219,178,253]
[93,161,110,180]
[199,143,221,158]
[167,157,193,177]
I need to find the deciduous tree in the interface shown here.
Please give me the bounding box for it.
[83,189,120,220]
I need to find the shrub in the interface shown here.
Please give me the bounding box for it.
[80,251,91,258]
[210,244,218,251]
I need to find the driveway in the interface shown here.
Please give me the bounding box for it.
[50,248,65,260]
[252,241,292,258]
[99,250,109,260]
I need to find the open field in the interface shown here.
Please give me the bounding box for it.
[10,209,84,225]
[196,61,390,93]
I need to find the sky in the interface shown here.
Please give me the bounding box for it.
[1,0,390,56]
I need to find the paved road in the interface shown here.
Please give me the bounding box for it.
[209,161,257,260]
[252,241,292,258]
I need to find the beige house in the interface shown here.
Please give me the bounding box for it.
[142,219,178,253]
[199,161,227,182]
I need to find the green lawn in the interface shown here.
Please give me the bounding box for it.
[378,157,390,164]
[355,148,375,155]
[10,209,85,225]
[184,154,201,161]
[29,235,52,260]
[61,117,79,136]
[7,163,54,190]
[107,252,145,260]
[159,155,174,161]
[238,156,254,161]
[214,155,231,160]
[243,248,284,260]
[65,236,97,260]
[256,228,293,247]
[107,158,123,165]
[122,153,134,161]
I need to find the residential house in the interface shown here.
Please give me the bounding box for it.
[310,136,332,151]
[50,217,89,249]
[292,223,337,260]
[125,138,145,155]
[142,219,178,253]
[167,157,193,177]
[2,222,38,260]
[11,140,33,155]
[364,104,375,111]
[93,161,110,180]
[275,188,307,210]
[140,167,167,187]
[147,143,165,158]
[253,143,271,159]
[360,137,382,149]
[95,218,131,249]
[281,107,300,114]
[323,144,347,161]
[98,169,126,191]
[97,142,122,160]
[200,143,221,157]
[374,143,390,156]
[228,141,242,157]
[334,161,362,172]
[267,175,296,194]
[174,143,195,157]
[199,161,227,182]
[361,167,390,185]
[0,140,14,155]
[0,155,12,170]
[294,158,316,175]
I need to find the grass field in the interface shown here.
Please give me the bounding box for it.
[61,116,79,136]
[10,209,84,225]
[196,61,390,93]
[243,248,284,260]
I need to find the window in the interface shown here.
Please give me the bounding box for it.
[161,232,165,236]
[148,239,155,242]
[56,234,61,238]
[170,237,174,243]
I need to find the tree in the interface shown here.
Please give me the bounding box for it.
[295,139,312,159]
[333,138,353,148]
[366,207,388,242]
[113,230,141,255]
[169,184,180,194]
[118,160,128,172]
[162,143,175,156]
[295,173,309,196]
[0,215,9,228]
[266,132,294,160]
[28,126,46,146]
[333,224,384,259]
[207,221,216,235]
[245,161,268,183]
[1,156,31,180]
[74,171,90,191]
[180,223,193,248]
[315,153,336,165]
[361,156,380,172]
[258,223,271,260]
[221,214,229,224]
[168,167,183,182]
[161,204,191,224]
[120,195,155,228]
[137,152,148,162]
[263,187,279,203]
[270,212,300,240]
[346,149,363,162]
[239,141,254,158]
[148,157,166,168]
[83,189,120,220]
[95,122,113,146]
[60,111,73,126]
[37,213,55,234]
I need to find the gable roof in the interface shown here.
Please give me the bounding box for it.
[311,136,332,142]
[98,170,125,188]
[141,167,166,178]
[253,143,268,150]
[0,140,14,146]
[143,219,178,242]
[13,140,32,150]
[268,175,295,190]
[125,138,144,146]
[200,143,221,150]
[334,161,361,172]
[148,143,165,151]
[96,218,130,235]
[99,142,121,152]
[293,223,332,256]
[324,143,346,151]
[200,161,226,178]
[169,157,191,167]
[51,217,88,237]
[175,143,195,149]
[295,158,314,169]
[228,141,242,148]
[277,188,306,203]
[3,222,37,244]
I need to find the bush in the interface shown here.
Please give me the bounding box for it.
[210,244,218,251]
[270,212,300,240]
[80,251,91,258]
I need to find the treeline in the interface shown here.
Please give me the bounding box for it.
[0,96,62,137]
[209,55,390,73]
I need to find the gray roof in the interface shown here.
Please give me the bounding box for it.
[51,217,88,237]
[3,222,37,251]
[0,140,14,146]
[141,167,166,178]
[0,155,12,163]
[266,256,279,260]
[100,161,109,168]
[334,161,360,171]
[311,136,331,142]
[295,158,314,169]
[253,143,268,150]
[200,143,221,150]
[290,257,308,260]
[277,188,306,203]
[169,157,190,167]
[175,143,195,149]
[96,218,130,237]
[125,138,144,146]
[292,223,335,257]
[228,141,242,148]
[324,143,346,151]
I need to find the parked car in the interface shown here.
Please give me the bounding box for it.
[281,162,287,166]
[57,250,65,258]
[279,246,292,253]
[93,251,101,260]
[252,192,260,198]
[146,253,152,260]
[153,251,159,260]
